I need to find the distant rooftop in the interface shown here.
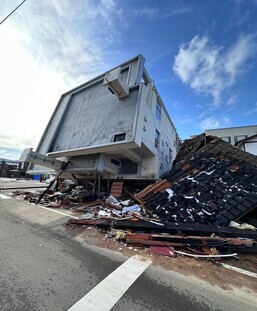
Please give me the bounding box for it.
[205,124,257,131]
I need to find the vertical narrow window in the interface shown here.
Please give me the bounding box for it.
[155,130,160,148]
[120,67,129,83]
[155,100,161,123]
[169,148,172,163]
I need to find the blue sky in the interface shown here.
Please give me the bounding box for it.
[1,0,257,159]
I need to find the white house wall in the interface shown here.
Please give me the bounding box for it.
[26,55,179,179]
[206,125,257,145]
[245,142,257,155]
[239,135,257,155]
[49,83,139,153]
[135,82,178,178]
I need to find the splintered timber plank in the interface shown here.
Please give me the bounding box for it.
[112,219,257,238]
[67,218,110,227]
[124,233,256,248]
[156,181,172,193]
[125,233,216,244]
[124,189,144,205]
[136,180,169,200]
[126,239,183,246]
[135,183,159,200]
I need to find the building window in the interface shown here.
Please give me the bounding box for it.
[220,136,231,143]
[169,148,172,163]
[155,100,161,123]
[121,67,129,83]
[114,133,126,142]
[111,158,121,167]
[165,155,169,164]
[155,130,160,148]
[142,71,149,86]
[234,135,247,143]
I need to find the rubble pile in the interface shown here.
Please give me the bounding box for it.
[12,184,91,208]
[136,135,257,226]
[12,134,257,258]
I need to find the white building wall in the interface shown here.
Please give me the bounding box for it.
[205,125,257,145]
[27,55,179,180]
[237,135,257,155]
[138,82,178,178]
[245,142,257,155]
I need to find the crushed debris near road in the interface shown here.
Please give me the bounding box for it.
[10,134,257,264]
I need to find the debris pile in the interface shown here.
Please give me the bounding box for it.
[136,134,257,227]
[12,134,257,258]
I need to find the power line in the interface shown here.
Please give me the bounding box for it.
[0,0,28,25]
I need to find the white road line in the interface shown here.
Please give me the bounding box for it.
[68,255,152,311]
[0,193,11,199]
[221,263,257,278]
[35,204,79,219]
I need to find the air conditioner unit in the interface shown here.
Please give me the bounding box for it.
[103,67,129,99]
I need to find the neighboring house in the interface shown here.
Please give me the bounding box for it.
[205,125,257,146]
[235,134,257,155]
[17,161,31,178]
[0,160,19,178]
[21,55,180,180]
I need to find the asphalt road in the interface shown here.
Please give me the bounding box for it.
[0,180,256,311]
[0,178,44,189]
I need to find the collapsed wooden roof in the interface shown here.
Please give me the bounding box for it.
[136,134,257,226]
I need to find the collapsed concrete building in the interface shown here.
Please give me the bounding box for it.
[20,55,180,181]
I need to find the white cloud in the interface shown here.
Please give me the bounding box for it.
[173,34,257,104]
[224,34,257,83]
[200,117,231,130]
[14,0,123,82]
[181,116,192,124]
[164,6,191,17]
[0,149,7,156]
[133,7,159,18]
[0,0,123,150]
[133,5,191,19]
[0,148,22,160]
[0,23,71,149]
[226,94,238,106]
[244,103,257,115]
[171,101,178,108]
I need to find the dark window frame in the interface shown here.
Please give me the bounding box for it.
[169,148,172,163]
[234,135,247,143]
[155,100,161,123]
[220,136,231,143]
[155,129,160,148]
[113,133,126,142]
[111,158,121,167]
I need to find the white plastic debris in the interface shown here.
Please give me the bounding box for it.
[119,199,130,206]
[229,221,256,231]
[122,204,141,214]
[81,212,94,220]
[106,195,119,204]
[165,188,174,199]
[99,210,110,216]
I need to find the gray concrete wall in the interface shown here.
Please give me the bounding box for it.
[49,83,139,152]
